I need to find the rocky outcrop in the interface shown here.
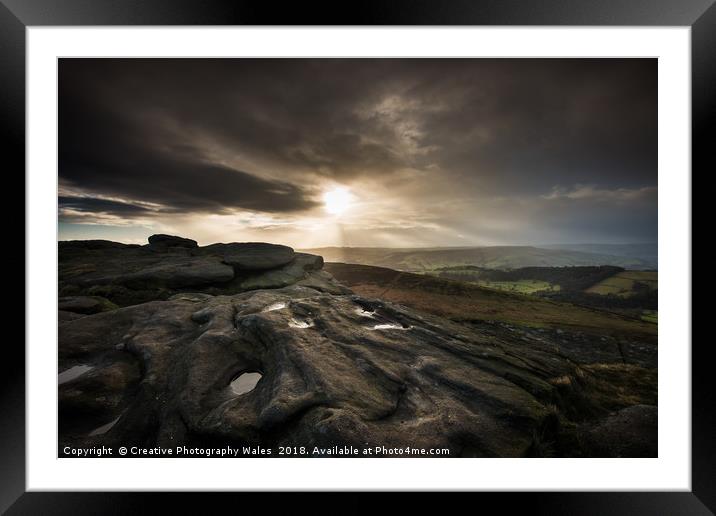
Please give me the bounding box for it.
[148,234,198,249]
[58,295,118,315]
[59,235,326,306]
[57,236,657,457]
[88,257,235,290]
[59,239,131,251]
[59,310,87,324]
[236,253,324,291]
[201,242,295,270]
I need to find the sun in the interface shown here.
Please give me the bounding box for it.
[323,187,352,216]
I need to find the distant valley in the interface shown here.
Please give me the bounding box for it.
[300,244,657,272]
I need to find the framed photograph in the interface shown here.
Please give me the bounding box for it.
[5,0,710,512]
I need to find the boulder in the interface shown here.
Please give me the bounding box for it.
[203,242,295,271]
[148,234,198,249]
[238,253,323,290]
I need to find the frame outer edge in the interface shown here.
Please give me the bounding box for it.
[691,1,716,513]
[0,0,714,26]
[0,1,27,514]
[3,0,711,512]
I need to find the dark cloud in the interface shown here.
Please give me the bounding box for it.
[59,60,320,215]
[59,196,153,217]
[59,58,656,243]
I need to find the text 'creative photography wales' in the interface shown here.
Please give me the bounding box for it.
[58,58,657,458]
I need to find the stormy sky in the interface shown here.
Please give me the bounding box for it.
[58,58,657,247]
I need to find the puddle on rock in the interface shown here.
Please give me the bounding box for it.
[288,318,314,329]
[58,364,94,385]
[355,308,376,318]
[263,302,287,312]
[371,324,411,331]
[230,372,263,395]
[88,414,122,436]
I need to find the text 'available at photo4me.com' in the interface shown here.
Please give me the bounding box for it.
[62,445,452,457]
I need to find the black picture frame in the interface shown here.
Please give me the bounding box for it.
[3,0,711,513]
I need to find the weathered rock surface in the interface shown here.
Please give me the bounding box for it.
[59,310,86,324]
[578,405,657,457]
[60,239,131,251]
[89,257,235,290]
[58,295,118,315]
[59,236,317,306]
[237,253,324,291]
[202,242,295,270]
[59,286,655,457]
[148,234,198,249]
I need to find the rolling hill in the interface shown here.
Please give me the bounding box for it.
[324,262,656,340]
[302,245,656,271]
[543,243,657,267]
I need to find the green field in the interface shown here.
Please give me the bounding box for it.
[421,265,657,324]
[475,279,560,294]
[422,269,560,293]
[586,271,657,297]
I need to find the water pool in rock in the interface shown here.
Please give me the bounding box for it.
[263,302,287,312]
[88,415,122,436]
[355,308,375,318]
[371,324,411,331]
[58,364,94,385]
[288,318,313,329]
[230,372,263,395]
